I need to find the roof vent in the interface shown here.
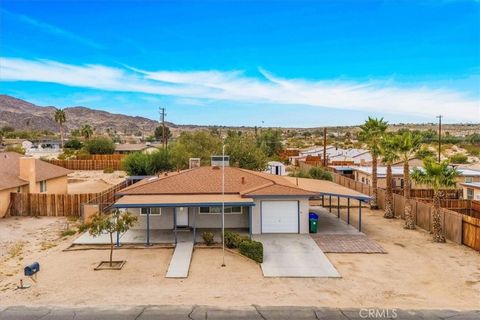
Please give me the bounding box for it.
[241,177,245,184]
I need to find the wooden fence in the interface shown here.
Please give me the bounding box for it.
[48,159,123,170]
[393,188,463,199]
[8,180,129,217]
[462,215,480,251]
[75,154,126,160]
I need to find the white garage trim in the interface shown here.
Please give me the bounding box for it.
[261,200,299,234]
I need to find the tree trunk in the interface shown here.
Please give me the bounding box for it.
[370,156,379,209]
[60,124,64,149]
[384,164,394,218]
[109,232,114,267]
[432,191,446,243]
[403,161,415,229]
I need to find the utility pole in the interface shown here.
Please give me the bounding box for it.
[159,107,166,148]
[323,128,327,167]
[436,115,442,163]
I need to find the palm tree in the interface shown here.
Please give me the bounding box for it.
[359,117,389,209]
[394,131,422,229]
[411,159,458,243]
[379,134,399,219]
[54,109,67,148]
[81,124,93,140]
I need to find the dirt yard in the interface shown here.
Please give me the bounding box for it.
[67,170,126,194]
[0,209,479,310]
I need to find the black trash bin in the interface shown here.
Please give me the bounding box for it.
[309,212,319,233]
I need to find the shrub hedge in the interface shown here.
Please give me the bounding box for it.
[239,240,263,263]
[202,231,214,246]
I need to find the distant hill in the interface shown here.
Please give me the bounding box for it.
[0,95,173,135]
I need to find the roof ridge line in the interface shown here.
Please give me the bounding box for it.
[120,168,196,192]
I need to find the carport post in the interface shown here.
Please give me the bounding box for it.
[174,207,177,244]
[329,195,332,213]
[116,230,120,247]
[146,209,150,246]
[358,200,362,232]
[337,196,340,218]
[248,206,252,239]
[347,198,350,225]
[193,207,197,244]
[322,195,324,207]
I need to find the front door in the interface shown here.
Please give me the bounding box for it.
[176,207,189,227]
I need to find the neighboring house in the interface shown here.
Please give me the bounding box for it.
[114,143,159,154]
[294,146,372,166]
[113,165,316,237]
[352,166,480,189]
[461,182,480,200]
[0,152,72,217]
[265,161,287,176]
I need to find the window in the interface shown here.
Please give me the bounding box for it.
[465,177,473,183]
[40,180,47,192]
[466,188,474,200]
[199,206,243,214]
[17,186,21,193]
[361,177,365,183]
[140,207,161,215]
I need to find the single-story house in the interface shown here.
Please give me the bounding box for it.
[114,143,159,154]
[113,165,317,239]
[461,182,480,200]
[352,166,480,189]
[265,161,287,176]
[0,152,72,217]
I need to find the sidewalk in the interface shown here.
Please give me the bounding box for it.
[0,305,478,320]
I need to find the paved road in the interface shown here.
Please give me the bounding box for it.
[0,305,478,320]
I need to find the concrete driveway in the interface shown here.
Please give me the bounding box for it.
[253,234,340,278]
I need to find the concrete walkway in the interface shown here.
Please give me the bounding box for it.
[165,241,194,278]
[253,234,340,278]
[1,305,478,320]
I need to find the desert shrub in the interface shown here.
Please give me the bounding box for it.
[122,149,173,176]
[84,137,115,154]
[308,166,333,181]
[415,148,435,160]
[202,231,215,246]
[224,231,248,249]
[64,139,83,150]
[5,145,25,154]
[60,229,77,237]
[461,144,480,157]
[103,167,114,173]
[449,153,468,164]
[239,240,263,263]
[288,168,311,178]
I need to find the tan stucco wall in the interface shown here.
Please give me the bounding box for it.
[250,197,309,234]
[463,186,480,200]
[32,176,68,194]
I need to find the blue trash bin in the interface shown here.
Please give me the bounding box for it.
[24,262,40,276]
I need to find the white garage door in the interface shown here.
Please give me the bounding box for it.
[261,201,299,233]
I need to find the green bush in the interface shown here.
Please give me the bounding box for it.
[84,137,115,154]
[415,148,435,160]
[239,240,263,263]
[122,149,173,176]
[5,145,25,154]
[103,167,114,173]
[308,166,333,181]
[449,153,468,164]
[202,231,215,246]
[224,231,249,249]
[60,229,77,237]
[64,139,83,150]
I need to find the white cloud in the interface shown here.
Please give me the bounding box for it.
[1,9,104,49]
[1,57,479,122]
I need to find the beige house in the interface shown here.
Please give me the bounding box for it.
[352,166,480,189]
[0,152,72,217]
[113,165,316,243]
[461,182,480,201]
[114,143,159,154]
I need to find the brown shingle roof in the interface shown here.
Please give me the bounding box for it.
[0,152,72,191]
[119,166,316,197]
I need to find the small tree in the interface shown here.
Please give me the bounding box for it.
[87,210,137,266]
[411,159,458,243]
[81,124,94,140]
[379,134,399,219]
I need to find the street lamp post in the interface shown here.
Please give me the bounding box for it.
[221,144,226,267]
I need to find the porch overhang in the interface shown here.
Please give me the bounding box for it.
[112,194,256,208]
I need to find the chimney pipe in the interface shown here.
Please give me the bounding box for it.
[241,177,245,184]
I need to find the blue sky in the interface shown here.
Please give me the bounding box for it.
[1,0,479,127]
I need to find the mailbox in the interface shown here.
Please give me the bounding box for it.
[24,262,40,276]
